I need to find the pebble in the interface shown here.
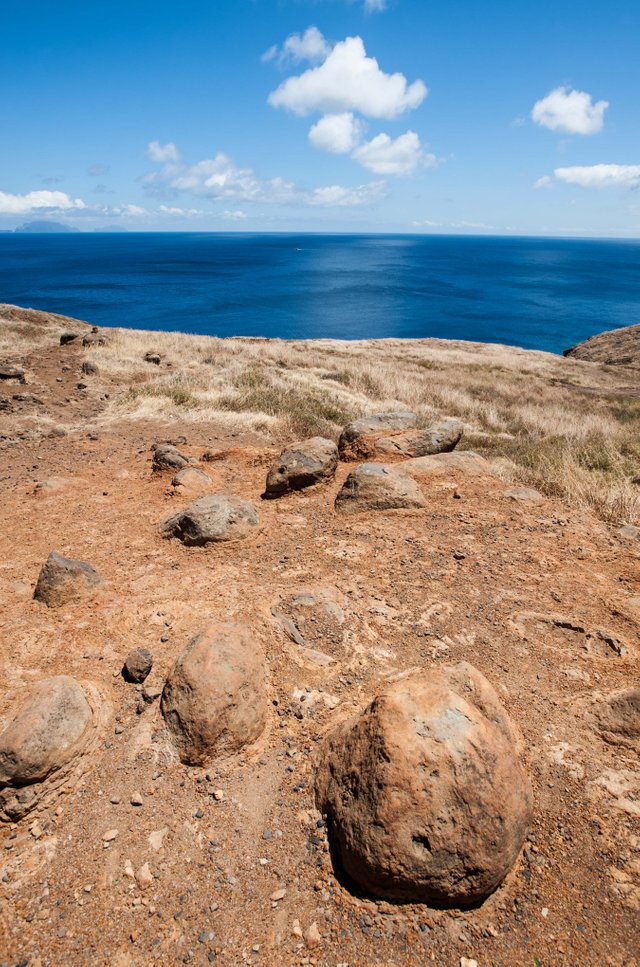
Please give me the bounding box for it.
[102,829,118,842]
[130,792,144,806]
[136,863,153,890]
[270,888,286,902]
[110,796,121,805]
[304,922,322,949]
[213,789,224,801]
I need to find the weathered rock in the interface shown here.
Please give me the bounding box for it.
[618,524,640,541]
[60,331,80,346]
[33,551,102,608]
[0,365,25,382]
[316,662,533,904]
[338,412,417,461]
[0,677,92,789]
[401,451,492,479]
[171,466,213,495]
[152,443,189,471]
[123,648,154,684]
[505,487,544,504]
[144,352,162,365]
[334,464,426,513]
[82,334,107,347]
[593,688,640,748]
[161,622,268,765]
[374,419,464,459]
[161,495,260,546]
[264,437,338,498]
[0,395,13,412]
[81,360,99,376]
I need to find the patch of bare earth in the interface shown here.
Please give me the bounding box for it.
[1,306,639,966]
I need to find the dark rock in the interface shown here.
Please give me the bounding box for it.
[152,443,189,471]
[334,464,426,513]
[0,366,25,382]
[60,332,80,346]
[0,396,12,412]
[264,437,338,498]
[338,412,417,461]
[33,550,102,608]
[144,352,162,365]
[123,648,154,684]
[81,361,99,376]
[82,334,107,347]
[161,495,260,546]
[316,662,533,904]
[161,621,268,765]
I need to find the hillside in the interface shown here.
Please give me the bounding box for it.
[565,322,640,369]
[0,304,639,967]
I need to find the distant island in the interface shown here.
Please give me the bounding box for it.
[14,220,79,233]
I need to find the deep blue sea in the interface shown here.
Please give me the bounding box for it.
[1,233,639,354]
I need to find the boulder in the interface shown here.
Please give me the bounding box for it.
[60,331,80,346]
[152,443,189,471]
[33,551,102,608]
[316,662,533,904]
[505,487,544,504]
[401,451,492,479]
[593,688,640,749]
[82,334,107,347]
[264,437,338,498]
[123,648,154,684]
[0,677,92,787]
[161,622,267,765]
[0,365,25,382]
[334,464,426,513]
[81,360,99,376]
[161,494,260,546]
[374,419,464,459]
[171,466,214,495]
[144,352,162,365]
[338,412,417,461]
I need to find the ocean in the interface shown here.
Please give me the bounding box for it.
[1,232,639,354]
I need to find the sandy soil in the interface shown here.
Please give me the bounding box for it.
[0,317,639,967]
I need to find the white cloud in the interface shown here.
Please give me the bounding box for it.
[158,205,203,216]
[364,0,388,10]
[268,35,427,119]
[308,112,365,154]
[147,141,181,163]
[352,130,434,175]
[262,26,330,67]
[531,87,608,135]
[0,190,86,215]
[533,175,553,189]
[552,164,640,188]
[306,181,385,206]
[169,153,263,200]
[223,210,248,220]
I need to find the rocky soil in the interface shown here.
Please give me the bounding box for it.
[564,323,640,370]
[0,308,639,967]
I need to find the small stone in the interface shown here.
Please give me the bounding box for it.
[304,922,322,949]
[136,862,153,890]
[213,789,224,801]
[130,792,144,806]
[110,795,121,805]
[195,809,205,819]
[123,648,153,684]
[270,888,286,902]
[152,443,189,472]
[102,829,118,842]
[460,959,478,967]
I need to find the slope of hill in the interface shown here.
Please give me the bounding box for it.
[565,323,640,368]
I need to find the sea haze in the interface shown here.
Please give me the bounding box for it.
[0,233,638,354]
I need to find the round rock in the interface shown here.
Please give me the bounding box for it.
[0,676,93,787]
[264,437,338,498]
[122,648,154,684]
[338,412,417,461]
[152,443,189,471]
[171,466,213,495]
[161,494,260,546]
[315,662,533,904]
[334,463,426,513]
[161,621,268,765]
[375,419,464,459]
[33,550,102,608]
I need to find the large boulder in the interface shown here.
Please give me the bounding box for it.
[374,419,464,459]
[264,437,338,498]
[161,622,268,765]
[338,412,417,461]
[0,677,92,787]
[335,464,426,513]
[33,551,102,608]
[153,443,189,471]
[316,662,533,904]
[161,494,260,546]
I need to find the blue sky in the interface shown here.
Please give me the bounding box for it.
[1,0,639,235]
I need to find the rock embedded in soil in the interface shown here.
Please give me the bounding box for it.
[171,466,214,495]
[338,411,417,461]
[593,687,640,748]
[0,676,94,821]
[374,419,464,459]
[33,550,102,608]
[315,661,533,904]
[161,621,268,765]
[161,494,260,546]
[59,331,80,346]
[334,463,426,513]
[122,648,153,684]
[144,352,162,365]
[152,443,189,471]
[263,436,339,498]
[81,360,98,376]
[0,365,26,382]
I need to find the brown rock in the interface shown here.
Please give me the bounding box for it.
[593,688,640,749]
[33,550,102,608]
[152,443,189,471]
[338,411,417,461]
[123,648,153,684]
[264,437,338,498]
[161,494,260,546]
[60,331,80,346]
[171,466,213,494]
[161,621,268,765]
[0,676,92,787]
[374,419,464,459]
[315,662,533,904]
[334,463,426,513]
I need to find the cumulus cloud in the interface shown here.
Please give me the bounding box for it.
[0,190,86,215]
[352,130,435,175]
[308,112,365,154]
[551,164,640,188]
[158,205,203,216]
[223,210,248,220]
[262,26,330,67]
[145,144,384,208]
[268,35,427,119]
[531,87,608,135]
[147,141,181,163]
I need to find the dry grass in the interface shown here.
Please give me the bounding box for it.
[2,303,638,526]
